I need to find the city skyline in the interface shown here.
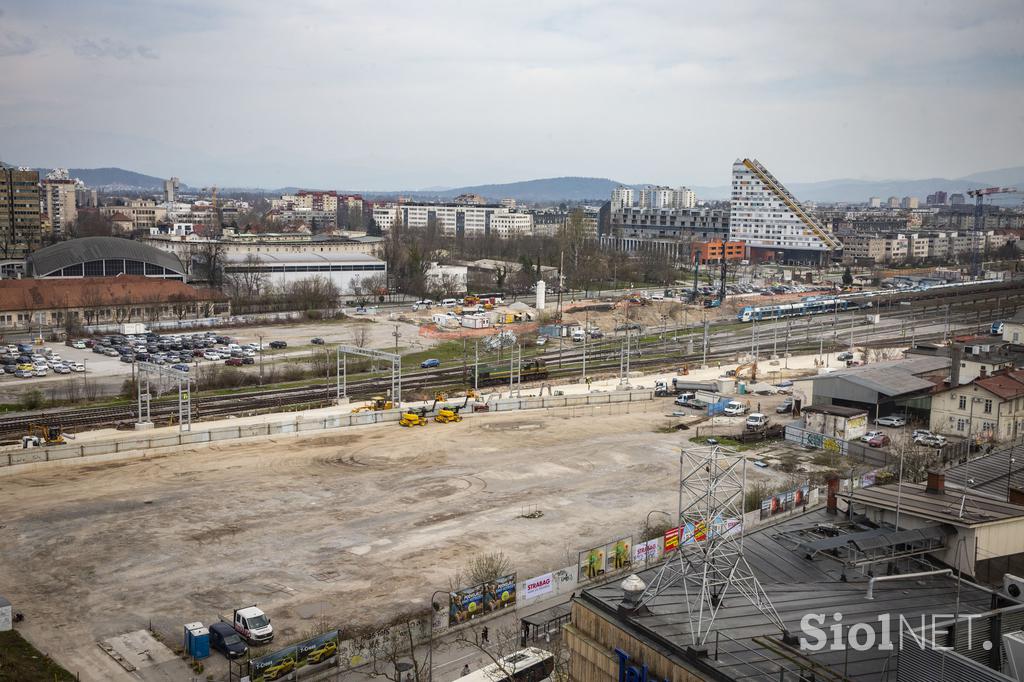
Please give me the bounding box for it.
[0,0,1022,189]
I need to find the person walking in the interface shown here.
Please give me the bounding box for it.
[462,665,471,676]
[481,626,489,643]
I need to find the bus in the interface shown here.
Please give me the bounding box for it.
[454,648,555,682]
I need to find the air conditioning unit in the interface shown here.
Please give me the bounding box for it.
[1003,574,1024,600]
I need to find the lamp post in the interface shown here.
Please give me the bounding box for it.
[427,590,449,682]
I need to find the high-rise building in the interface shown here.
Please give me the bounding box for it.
[950,193,966,206]
[40,169,78,237]
[886,196,900,208]
[926,191,948,206]
[0,166,42,260]
[900,196,919,209]
[868,197,881,208]
[610,187,634,210]
[164,177,179,203]
[729,158,841,264]
[672,186,696,209]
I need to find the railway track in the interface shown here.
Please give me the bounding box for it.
[0,283,1018,440]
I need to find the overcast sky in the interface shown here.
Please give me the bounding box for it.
[1,0,1022,189]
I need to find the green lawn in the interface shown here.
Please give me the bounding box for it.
[0,630,76,682]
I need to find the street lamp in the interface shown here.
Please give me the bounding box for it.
[428,590,449,682]
[644,509,673,537]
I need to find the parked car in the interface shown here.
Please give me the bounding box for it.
[224,357,243,366]
[861,430,884,443]
[70,340,87,349]
[674,392,696,406]
[420,358,441,369]
[34,367,48,377]
[723,401,748,416]
[837,351,854,361]
[14,369,33,378]
[746,413,770,429]
[203,351,222,361]
[68,362,85,372]
[209,622,248,660]
[867,434,891,448]
[874,415,906,427]
[241,356,255,365]
[120,354,135,363]
[915,434,947,448]
[776,399,794,414]
[171,363,191,372]
[52,364,71,374]
[311,337,325,345]
[269,340,287,349]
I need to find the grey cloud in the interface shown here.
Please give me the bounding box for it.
[0,31,36,57]
[73,37,158,60]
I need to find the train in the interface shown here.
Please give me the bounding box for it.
[477,359,549,386]
[737,299,854,322]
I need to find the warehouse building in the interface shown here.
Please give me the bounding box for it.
[26,236,187,280]
[221,251,386,292]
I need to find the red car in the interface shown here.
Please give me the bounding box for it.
[224,357,243,366]
[867,434,891,448]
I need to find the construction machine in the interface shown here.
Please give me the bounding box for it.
[434,407,463,424]
[734,362,758,383]
[351,396,393,413]
[399,412,428,427]
[24,423,70,447]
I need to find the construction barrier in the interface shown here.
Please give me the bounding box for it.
[0,390,654,470]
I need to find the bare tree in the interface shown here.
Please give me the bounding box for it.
[353,324,371,349]
[354,612,432,682]
[465,551,512,585]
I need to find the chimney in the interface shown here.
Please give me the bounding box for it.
[980,366,988,379]
[1009,487,1024,507]
[949,344,962,386]
[926,470,945,495]
[827,474,840,514]
[619,574,649,614]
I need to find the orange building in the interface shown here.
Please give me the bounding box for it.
[690,239,746,263]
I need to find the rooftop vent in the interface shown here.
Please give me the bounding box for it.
[619,574,650,614]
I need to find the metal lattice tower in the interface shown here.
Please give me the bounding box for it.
[335,345,401,406]
[135,361,193,432]
[637,444,786,646]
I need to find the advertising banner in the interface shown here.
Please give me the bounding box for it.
[250,645,299,682]
[760,483,810,520]
[249,630,341,681]
[664,517,741,551]
[485,573,517,613]
[632,538,662,564]
[578,536,632,582]
[448,584,485,626]
[523,572,553,600]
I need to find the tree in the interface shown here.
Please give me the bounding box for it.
[192,241,227,289]
[354,612,432,682]
[465,551,512,585]
[842,266,854,286]
[71,210,115,238]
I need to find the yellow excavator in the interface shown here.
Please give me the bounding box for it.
[352,396,393,413]
[26,424,69,447]
[735,362,758,383]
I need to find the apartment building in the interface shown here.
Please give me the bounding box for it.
[371,203,533,239]
[40,169,78,237]
[729,158,842,264]
[930,369,1024,443]
[603,206,729,260]
[99,200,167,231]
[0,166,41,260]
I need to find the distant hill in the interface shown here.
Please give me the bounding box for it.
[422,177,637,203]
[35,167,174,190]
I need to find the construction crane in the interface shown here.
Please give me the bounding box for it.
[202,185,220,233]
[967,186,1018,276]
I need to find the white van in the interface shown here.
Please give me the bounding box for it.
[746,413,770,429]
[723,401,748,416]
[442,298,458,308]
[571,328,586,342]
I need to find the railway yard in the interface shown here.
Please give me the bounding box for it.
[0,279,1021,681]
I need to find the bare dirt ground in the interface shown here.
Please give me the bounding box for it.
[0,403,786,680]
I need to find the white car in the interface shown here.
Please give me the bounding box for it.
[68,362,85,372]
[861,430,884,442]
[34,367,48,377]
[243,349,257,357]
[874,415,906,427]
[71,340,87,349]
[203,351,222,361]
[53,364,71,374]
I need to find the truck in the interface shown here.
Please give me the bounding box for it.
[120,322,147,335]
[229,605,274,646]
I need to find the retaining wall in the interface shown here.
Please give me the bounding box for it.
[0,390,654,470]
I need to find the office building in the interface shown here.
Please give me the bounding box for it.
[0,165,41,260]
[99,200,167,231]
[729,158,842,264]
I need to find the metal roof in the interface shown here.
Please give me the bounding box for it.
[802,405,868,418]
[945,443,1024,500]
[800,356,949,398]
[578,507,997,680]
[839,481,1024,526]
[222,252,384,264]
[27,237,184,276]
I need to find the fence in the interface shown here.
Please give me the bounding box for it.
[0,389,655,470]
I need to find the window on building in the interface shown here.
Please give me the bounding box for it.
[984,399,993,414]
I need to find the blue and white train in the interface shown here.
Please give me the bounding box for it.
[737,299,852,322]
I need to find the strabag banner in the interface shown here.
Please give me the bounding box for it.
[523,572,553,599]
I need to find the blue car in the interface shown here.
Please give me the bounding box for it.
[420,358,440,368]
[171,363,190,372]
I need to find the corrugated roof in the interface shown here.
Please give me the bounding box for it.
[801,356,950,397]
[0,276,225,312]
[27,237,184,277]
[946,444,1024,500]
[222,252,384,264]
[839,481,1024,525]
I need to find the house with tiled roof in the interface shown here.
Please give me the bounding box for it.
[929,367,1024,443]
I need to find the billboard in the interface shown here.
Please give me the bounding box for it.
[759,482,810,520]
[449,583,486,626]
[485,574,517,613]
[663,517,741,552]
[632,538,662,564]
[448,573,517,626]
[578,537,632,582]
[249,630,341,682]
